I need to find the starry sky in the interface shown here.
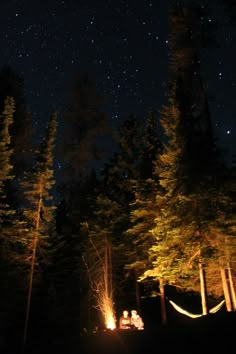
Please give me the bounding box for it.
[0,0,235,165]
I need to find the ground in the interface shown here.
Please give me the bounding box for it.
[81,311,236,354]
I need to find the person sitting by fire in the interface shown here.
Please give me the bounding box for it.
[119,310,131,329]
[130,310,144,330]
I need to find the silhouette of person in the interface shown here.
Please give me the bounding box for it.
[130,310,144,330]
[119,310,131,329]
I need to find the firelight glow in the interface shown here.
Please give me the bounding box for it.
[98,293,116,330]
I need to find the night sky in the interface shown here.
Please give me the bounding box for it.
[0,0,235,164]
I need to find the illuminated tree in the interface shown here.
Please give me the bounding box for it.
[125,111,162,311]
[0,97,18,326]
[138,111,162,179]
[82,115,144,326]
[102,116,149,307]
[140,95,194,323]
[81,196,123,330]
[82,113,159,328]
[0,66,33,208]
[207,167,236,311]
[20,112,57,350]
[139,3,229,321]
[0,96,15,226]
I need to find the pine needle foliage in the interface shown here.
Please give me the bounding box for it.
[0,96,15,224]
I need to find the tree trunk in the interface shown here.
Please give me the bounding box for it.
[22,193,42,352]
[22,234,38,351]
[135,271,141,315]
[220,267,232,312]
[107,237,112,297]
[104,236,113,297]
[159,278,167,325]
[228,264,236,311]
[199,262,208,315]
[104,236,109,297]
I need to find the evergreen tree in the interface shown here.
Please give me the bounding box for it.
[60,72,110,183]
[83,115,144,321]
[0,96,15,226]
[140,93,193,294]
[101,115,142,204]
[206,165,236,310]
[81,195,124,330]
[19,112,57,350]
[53,168,100,336]
[125,112,162,302]
[0,66,33,208]
[56,75,111,333]
[139,111,162,179]
[139,3,229,320]
[0,97,20,344]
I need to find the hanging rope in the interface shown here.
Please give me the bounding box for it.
[168,299,225,319]
[209,300,225,314]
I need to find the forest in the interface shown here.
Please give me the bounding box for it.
[0,2,235,354]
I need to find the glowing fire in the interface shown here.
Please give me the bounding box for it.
[106,311,116,330]
[97,288,116,330]
[82,234,117,330]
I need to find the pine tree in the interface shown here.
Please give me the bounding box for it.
[167,4,236,310]
[125,111,162,309]
[20,112,57,351]
[207,165,236,311]
[0,96,15,225]
[82,115,145,324]
[139,3,229,322]
[54,169,99,336]
[0,66,33,209]
[57,75,111,332]
[0,97,19,339]
[81,195,123,330]
[61,73,110,182]
[140,94,193,324]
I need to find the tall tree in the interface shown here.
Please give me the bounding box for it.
[83,115,145,325]
[56,75,111,331]
[125,111,162,311]
[207,165,236,311]
[0,96,15,226]
[0,97,19,343]
[60,72,110,183]
[139,3,229,322]
[0,66,33,208]
[53,168,99,336]
[20,112,57,351]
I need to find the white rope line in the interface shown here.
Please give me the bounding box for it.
[169,299,225,319]
[209,299,225,314]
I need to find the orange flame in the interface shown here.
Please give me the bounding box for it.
[97,288,116,330]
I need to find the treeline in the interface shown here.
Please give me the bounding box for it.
[0,2,236,353]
